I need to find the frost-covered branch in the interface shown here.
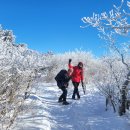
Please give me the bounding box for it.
[81,0,130,115]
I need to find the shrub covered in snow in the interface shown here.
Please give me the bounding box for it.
[0,26,53,129]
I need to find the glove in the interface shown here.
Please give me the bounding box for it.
[63,83,68,88]
[69,59,72,64]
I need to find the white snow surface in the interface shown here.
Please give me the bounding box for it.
[13,83,130,130]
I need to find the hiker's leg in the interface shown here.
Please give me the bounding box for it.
[72,82,77,99]
[76,82,80,99]
[62,87,67,102]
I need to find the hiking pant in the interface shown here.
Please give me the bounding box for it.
[59,86,67,102]
[72,82,80,99]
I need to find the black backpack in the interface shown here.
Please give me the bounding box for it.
[55,69,68,82]
[55,69,70,88]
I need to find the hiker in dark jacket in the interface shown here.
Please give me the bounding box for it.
[55,69,71,105]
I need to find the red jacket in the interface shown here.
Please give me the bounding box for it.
[68,63,83,83]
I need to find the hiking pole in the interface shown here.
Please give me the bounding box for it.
[82,82,86,94]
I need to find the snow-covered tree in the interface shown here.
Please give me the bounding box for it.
[0,26,54,129]
[81,0,130,115]
[45,50,98,84]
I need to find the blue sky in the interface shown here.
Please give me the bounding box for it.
[0,0,120,57]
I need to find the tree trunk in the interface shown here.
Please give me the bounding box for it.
[120,71,130,115]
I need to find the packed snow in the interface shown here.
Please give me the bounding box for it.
[13,83,130,130]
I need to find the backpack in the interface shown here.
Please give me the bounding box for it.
[55,69,68,82]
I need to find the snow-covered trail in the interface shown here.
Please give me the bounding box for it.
[14,83,130,130]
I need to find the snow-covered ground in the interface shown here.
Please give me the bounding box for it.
[13,83,130,130]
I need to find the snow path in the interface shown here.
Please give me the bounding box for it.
[14,83,130,130]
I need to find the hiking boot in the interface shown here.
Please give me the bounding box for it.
[77,97,80,100]
[77,94,80,99]
[58,99,63,103]
[77,96,80,100]
[62,101,69,105]
[72,95,75,100]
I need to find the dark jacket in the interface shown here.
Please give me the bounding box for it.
[55,69,71,88]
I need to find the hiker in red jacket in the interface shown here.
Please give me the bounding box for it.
[68,59,84,99]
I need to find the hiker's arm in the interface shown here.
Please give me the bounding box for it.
[68,59,73,69]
